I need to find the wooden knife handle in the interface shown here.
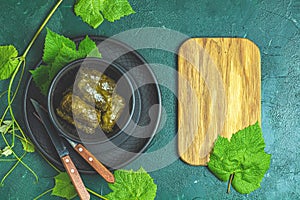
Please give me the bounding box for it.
[74,144,115,183]
[61,155,90,200]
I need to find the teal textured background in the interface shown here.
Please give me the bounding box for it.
[0,0,299,199]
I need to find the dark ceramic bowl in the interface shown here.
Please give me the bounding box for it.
[47,58,138,144]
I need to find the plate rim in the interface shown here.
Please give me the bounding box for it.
[22,35,162,173]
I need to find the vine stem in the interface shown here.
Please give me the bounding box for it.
[87,188,109,200]
[0,90,8,99]
[33,188,53,200]
[0,159,17,162]
[227,173,234,194]
[6,0,63,110]
[0,61,24,126]
[6,0,64,139]
[39,150,61,173]
[1,132,38,183]
[0,0,63,184]
[22,0,63,58]
[0,151,27,186]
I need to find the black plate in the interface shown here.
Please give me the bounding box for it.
[23,36,161,173]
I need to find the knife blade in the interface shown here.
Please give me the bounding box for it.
[30,99,90,200]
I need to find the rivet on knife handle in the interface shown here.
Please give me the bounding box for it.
[61,155,90,200]
[74,144,115,183]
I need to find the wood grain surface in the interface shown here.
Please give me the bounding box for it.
[178,38,261,166]
[61,155,90,200]
[74,144,115,183]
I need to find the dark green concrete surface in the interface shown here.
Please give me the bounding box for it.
[0,0,299,199]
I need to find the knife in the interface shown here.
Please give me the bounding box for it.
[30,99,90,200]
[31,100,115,183]
[65,138,115,183]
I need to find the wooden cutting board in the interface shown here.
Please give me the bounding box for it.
[178,38,261,166]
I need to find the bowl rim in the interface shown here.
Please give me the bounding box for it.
[47,57,137,145]
[23,35,162,172]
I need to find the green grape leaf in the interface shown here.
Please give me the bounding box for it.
[0,146,13,157]
[74,0,135,28]
[43,28,76,64]
[74,0,104,29]
[30,30,101,95]
[51,172,77,200]
[105,168,157,200]
[100,0,135,22]
[21,140,35,153]
[30,65,51,96]
[0,120,13,133]
[207,122,271,194]
[78,36,102,58]
[0,45,20,80]
[48,44,80,79]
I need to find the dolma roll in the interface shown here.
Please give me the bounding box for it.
[101,94,125,132]
[57,68,125,135]
[76,68,115,111]
[56,91,101,134]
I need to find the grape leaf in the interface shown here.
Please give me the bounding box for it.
[0,120,13,133]
[105,167,157,200]
[30,65,51,95]
[30,29,101,95]
[74,0,104,29]
[78,35,102,58]
[0,45,20,80]
[43,29,76,64]
[74,0,135,29]
[51,172,77,200]
[48,44,80,79]
[0,146,13,157]
[207,122,271,194]
[21,140,35,153]
[100,0,135,22]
